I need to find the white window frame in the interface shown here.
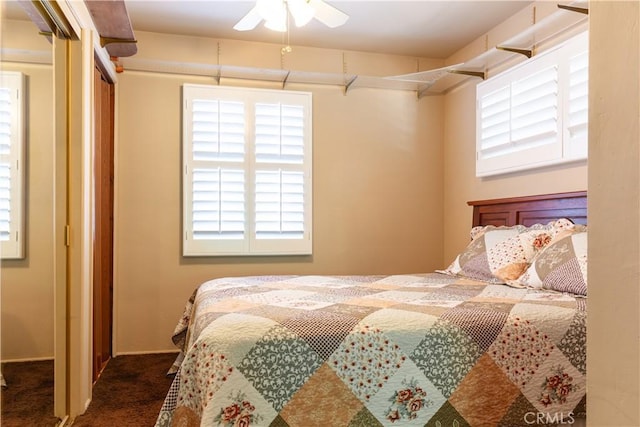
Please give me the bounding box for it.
[476,31,588,177]
[182,84,312,256]
[0,71,26,259]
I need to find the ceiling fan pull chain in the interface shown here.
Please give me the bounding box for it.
[282,3,293,55]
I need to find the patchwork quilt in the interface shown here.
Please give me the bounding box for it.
[155,273,586,427]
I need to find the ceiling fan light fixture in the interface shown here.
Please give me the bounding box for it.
[256,0,287,32]
[262,1,287,31]
[287,0,315,27]
[233,0,348,32]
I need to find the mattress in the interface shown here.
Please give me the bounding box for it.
[155,273,586,426]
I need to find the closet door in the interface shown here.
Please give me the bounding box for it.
[93,66,114,381]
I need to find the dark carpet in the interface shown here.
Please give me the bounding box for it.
[71,352,177,426]
[1,359,58,427]
[0,353,178,426]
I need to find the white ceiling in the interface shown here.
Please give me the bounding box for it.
[121,1,533,59]
[4,1,534,59]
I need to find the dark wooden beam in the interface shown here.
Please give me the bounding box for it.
[85,0,137,57]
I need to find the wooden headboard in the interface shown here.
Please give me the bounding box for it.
[468,191,587,227]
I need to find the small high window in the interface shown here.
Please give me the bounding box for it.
[476,32,588,177]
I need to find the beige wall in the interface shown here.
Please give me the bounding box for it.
[587,1,639,425]
[114,33,445,353]
[0,20,54,361]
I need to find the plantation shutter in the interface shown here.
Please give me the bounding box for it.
[190,99,246,244]
[0,72,25,259]
[191,168,245,240]
[478,86,511,157]
[510,65,559,149]
[0,87,11,242]
[477,63,560,175]
[476,31,588,177]
[183,85,312,256]
[565,50,589,158]
[254,103,305,240]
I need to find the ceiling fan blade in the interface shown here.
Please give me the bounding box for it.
[233,7,263,31]
[309,0,349,28]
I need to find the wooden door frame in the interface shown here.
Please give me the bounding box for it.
[92,65,114,382]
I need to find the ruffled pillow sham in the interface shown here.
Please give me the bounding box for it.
[441,218,577,284]
[514,229,588,296]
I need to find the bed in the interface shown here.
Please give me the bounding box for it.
[156,191,587,427]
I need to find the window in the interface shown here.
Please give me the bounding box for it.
[0,71,25,259]
[476,31,588,177]
[182,84,312,256]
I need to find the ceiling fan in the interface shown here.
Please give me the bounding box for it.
[233,0,349,32]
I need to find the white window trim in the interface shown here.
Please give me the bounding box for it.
[182,84,313,256]
[476,31,588,177]
[0,71,26,260]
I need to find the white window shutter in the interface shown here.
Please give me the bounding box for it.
[0,72,25,259]
[191,168,245,240]
[192,99,245,162]
[565,50,589,159]
[0,160,11,242]
[255,103,305,164]
[255,170,305,239]
[0,87,12,243]
[183,84,312,256]
[478,86,511,155]
[510,64,559,148]
[254,102,307,240]
[477,61,561,176]
[476,31,588,177]
[190,99,246,241]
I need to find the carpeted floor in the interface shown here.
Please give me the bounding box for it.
[0,353,177,427]
[71,352,177,426]
[1,359,58,427]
